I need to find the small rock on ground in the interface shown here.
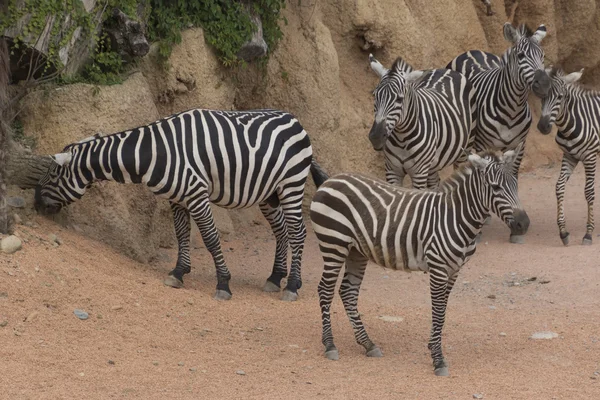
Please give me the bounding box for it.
[7,197,26,208]
[0,320,8,327]
[1,236,22,254]
[48,234,61,245]
[74,309,89,320]
[178,362,185,366]
[530,331,559,340]
[236,370,246,375]
[499,332,507,337]
[473,394,484,399]
[108,360,115,365]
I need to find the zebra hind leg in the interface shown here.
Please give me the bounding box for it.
[340,251,381,357]
[164,203,192,288]
[582,155,596,245]
[427,264,452,376]
[259,197,289,292]
[556,154,578,246]
[317,249,347,360]
[189,198,233,300]
[279,194,307,301]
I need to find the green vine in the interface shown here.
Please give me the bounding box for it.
[147,0,286,66]
[1,0,287,85]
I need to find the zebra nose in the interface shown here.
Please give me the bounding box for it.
[537,115,552,135]
[512,209,530,235]
[369,121,387,151]
[532,70,551,98]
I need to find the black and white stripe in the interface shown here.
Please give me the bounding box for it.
[447,23,550,177]
[368,55,476,189]
[35,109,314,301]
[309,148,529,376]
[537,67,600,246]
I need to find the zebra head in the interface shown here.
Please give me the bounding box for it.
[537,67,584,135]
[368,54,424,151]
[503,22,550,98]
[468,144,530,236]
[34,148,87,215]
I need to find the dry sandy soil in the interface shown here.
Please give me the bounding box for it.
[1,163,600,400]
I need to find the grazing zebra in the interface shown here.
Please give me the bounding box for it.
[537,67,600,246]
[34,108,315,301]
[368,55,476,189]
[310,147,529,376]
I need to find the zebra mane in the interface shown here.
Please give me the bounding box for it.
[550,66,600,95]
[438,150,503,191]
[61,132,112,152]
[517,23,534,38]
[390,57,414,76]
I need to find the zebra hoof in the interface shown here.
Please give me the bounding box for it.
[366,346,383,358]
[325,349,339,361]
[263,280,281,293]
[434,366,450,377]
[582,235,592,246]
[163,275,183,288]
[509,234,525,244]
[281,290,298,302]
[214,290,232,301]
[560,232,570,246]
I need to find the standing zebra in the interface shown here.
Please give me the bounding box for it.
[34,108,314,301]
[368,55,476,189]
[537,67,600,246]
[447,22,549,242]
[310,148,529,376]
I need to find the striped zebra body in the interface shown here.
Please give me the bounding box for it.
[369,56,476,189]
[310,149,529,376]
[446,23,550,178]
[537,68,600,246]
[35,108,313,301]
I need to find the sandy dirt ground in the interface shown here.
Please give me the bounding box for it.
[1,164,600,400]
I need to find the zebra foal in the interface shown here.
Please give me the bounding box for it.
[537,67,600,246]
[310,148,529,376]
[368,55,476,189]
[35,109,314,301]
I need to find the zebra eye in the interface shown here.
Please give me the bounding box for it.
[491,184,502,191]
[517,51,526,60]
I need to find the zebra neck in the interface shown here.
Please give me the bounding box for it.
[82,129,143,184]
[439,168,489,226]
[497,63,529,110]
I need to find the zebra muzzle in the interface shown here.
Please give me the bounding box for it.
[510,209,530,236]
[536,115,552,135]
[369,121,388,151]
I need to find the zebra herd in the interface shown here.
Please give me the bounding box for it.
[33,22,600,377]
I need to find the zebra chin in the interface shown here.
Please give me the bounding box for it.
[34,187,63,215]
[506,209,530,236]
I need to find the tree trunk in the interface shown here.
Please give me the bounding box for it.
[6,142,53,189]
[0,37,11,234]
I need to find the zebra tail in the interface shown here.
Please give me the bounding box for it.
[310,158,329,188]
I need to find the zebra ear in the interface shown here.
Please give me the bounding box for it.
[503,23,521,44]
[406,70,424,83]
[563,69,583,84]
[468,153,490,170]
[531,25,547,44]
[369,54,389,78]
[52,152,72,167]
[502,143,522,166]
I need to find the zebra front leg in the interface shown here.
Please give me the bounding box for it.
[189,198,233,300]
[556,154,578,246]
[410,173,429,190]
[507,141,527,244]
[318,255,346,360]
[259,199,289,292]
[164,203,192,288]
[280,197,307,301]
[582,155,596,245]
[340,252,381,357]
[427,264,451,376]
